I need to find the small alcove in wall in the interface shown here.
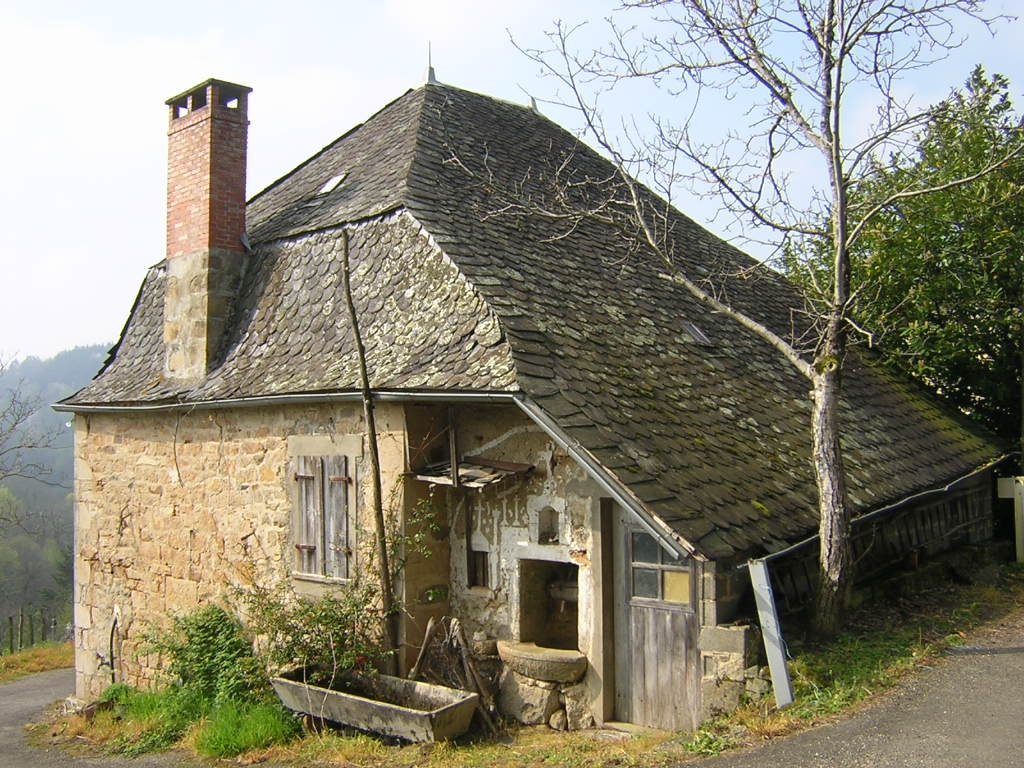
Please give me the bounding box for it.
[518,559,579,650]
[538,506,560,544]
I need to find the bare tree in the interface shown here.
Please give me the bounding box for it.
[521,0,1018,636]
[0,358,62,528]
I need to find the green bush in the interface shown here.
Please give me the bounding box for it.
[97,604,298,757]
[240,581,390,676]
[143,604,268,703]
[194,698,301,757]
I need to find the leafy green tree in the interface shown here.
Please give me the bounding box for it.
[791,68,1023,450]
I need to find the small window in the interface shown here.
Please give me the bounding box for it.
[316,173,347,196]
[469,550,489,589]
[538,506,559,544]
[293,455,352,579]
[681,320,713,346]
[629,531,692,606]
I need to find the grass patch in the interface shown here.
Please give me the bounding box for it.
[102,684,209,757]
[193,698,301,757]
[257,725,682,768]
[0,642,73,683]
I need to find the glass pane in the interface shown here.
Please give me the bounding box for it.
[631,532,660,563]
[632,568,659,598]
[663,570,691,604]
[662,547,686,565]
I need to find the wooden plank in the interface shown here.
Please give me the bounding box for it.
[448,406,460,489]
[324,455,349,579]
[296,456,323,575]
[1015,478,1024,563]
[462,455,534,473]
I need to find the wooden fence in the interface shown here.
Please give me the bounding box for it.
[771,473,993,613]
[0,607,60,654]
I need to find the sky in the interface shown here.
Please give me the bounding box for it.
[1,0,1021,362]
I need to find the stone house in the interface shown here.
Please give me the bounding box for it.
[58,77,1004,732]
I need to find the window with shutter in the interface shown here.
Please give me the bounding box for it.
[293,454,352,579]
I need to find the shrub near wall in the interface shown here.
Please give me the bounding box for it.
[99,605,299,757]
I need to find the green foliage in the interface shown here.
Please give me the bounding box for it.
[98,604,299,757]
[194,698,300,757]
[788,67,1023,441]
[107,685,209,757]
[240,580,390,679]
[143,604,268,703]
[683,725,735,756]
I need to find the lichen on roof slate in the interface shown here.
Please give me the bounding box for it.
[65,81,1003,559]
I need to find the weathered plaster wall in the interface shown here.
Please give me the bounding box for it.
[447,406,598,643]
[72,402,407,702]
[443,405,604,726]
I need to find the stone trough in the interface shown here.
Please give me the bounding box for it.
[270,668,479,743]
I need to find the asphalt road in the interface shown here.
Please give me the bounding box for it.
[3,609,1023,768]
[700,609,1024,768]
[0,667,187,768]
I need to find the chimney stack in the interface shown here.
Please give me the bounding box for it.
[163,78,252,383]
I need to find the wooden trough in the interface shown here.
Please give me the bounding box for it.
[270,668,479,743]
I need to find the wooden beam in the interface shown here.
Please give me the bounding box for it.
[447,406,460,490]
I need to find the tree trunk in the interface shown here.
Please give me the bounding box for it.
[811,361,851,639]
[341,228,400,674]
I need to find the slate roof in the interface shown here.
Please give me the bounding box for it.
[65,82,1003,559]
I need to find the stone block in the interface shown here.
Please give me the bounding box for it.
[711,651,745,683]
[700,678,744,719]
[498,669,559,725]
[548,708,568,730]
[700,624,753,656]
[562,681,594,730]
[745,677,772,697]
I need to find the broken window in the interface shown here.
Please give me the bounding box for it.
[293,455,351,579]
[629,531,692,606]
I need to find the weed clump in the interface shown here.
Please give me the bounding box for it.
[96,604,299,758]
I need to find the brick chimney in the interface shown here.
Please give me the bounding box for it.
[163,78,252,383]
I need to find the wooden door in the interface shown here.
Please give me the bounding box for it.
[613,510,700,731]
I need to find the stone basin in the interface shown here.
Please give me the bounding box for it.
[497,640,587,683]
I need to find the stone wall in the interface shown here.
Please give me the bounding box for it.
[72,402,407,702]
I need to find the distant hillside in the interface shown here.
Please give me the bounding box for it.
[0,343,109,633]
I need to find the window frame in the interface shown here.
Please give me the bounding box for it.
[626,529,694,611]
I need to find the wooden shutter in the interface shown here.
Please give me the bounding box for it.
[294,455,323,575]
[323,455,350,579]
